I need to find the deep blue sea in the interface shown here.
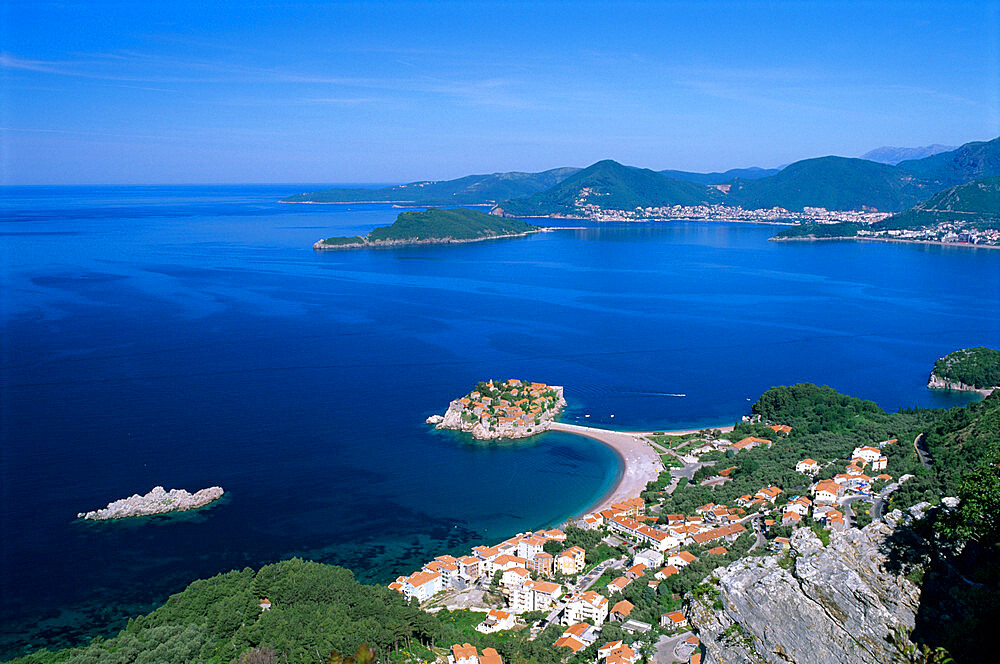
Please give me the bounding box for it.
[1,184,998,657]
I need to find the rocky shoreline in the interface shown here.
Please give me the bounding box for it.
[77,485,224,521]
[927,372,995,396]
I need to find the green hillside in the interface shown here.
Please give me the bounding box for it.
[897,136,1000,187]
[726,156,934,212]
[497,159,721,216]
[6,558,567,664]
[876,176,1000,231]
[283,167,579,205]
[317,207,538,247]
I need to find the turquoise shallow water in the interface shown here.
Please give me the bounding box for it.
[1,185,997,656]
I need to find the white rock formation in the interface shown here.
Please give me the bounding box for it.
[78,485,224,520]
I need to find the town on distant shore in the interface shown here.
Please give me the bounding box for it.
[427,379,566,440]
[293,136,1000,248]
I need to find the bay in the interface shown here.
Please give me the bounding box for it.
[1,185,997,657]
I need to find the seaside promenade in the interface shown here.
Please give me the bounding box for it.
[548,421,736,515]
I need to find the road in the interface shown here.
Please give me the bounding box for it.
[913,433,932,468]
[537,557,623,630]
[747,514,766,551]
[872,475,910,520]
[840,495,873,528]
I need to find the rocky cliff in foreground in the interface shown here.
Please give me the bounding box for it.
[686,517,921,664]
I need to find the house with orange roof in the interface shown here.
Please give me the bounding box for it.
[562,590,609,626]
[582,513,604,529]
[812,479,843,504]
[662,610,688,629]
[666,513,685,525]
[479,648,502,664]
[510,579,563,613]
[476,608,515,634]
[598,641,637,664]
[609,599,634,621]
[449,643,479,664]
[553,623,589,653]
[781,511,801,526]
[851,445,883,464]
[557,546,586,575]
[755,486,782,502]
[706,546,727,555]
[690,522,747,545]
[667,550,697,568]
[396,570,443,602]
[731,436,772,452]
[607,514,678,551]
[606,576,631,594]
[623,563,647,579]
[486,554,528,576]
[655,565,680,579]
[527,551,553,577]
[872,455,888,471]
[769,424,793,434]
[457,556,481,581]
[500,566,531,589]
[796,458,820,475]
[258,598,271,611]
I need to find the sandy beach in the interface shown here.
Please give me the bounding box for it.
[549,421,735,516]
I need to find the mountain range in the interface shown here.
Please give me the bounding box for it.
[285,137,1000,216]
[860,144,956,165]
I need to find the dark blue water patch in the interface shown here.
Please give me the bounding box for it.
[1,186,998,657]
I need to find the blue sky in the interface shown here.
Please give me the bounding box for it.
[2,1,998,184]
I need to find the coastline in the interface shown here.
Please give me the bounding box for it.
[771,235,1000,250]
[548,421,736,518]
[281,200,494,207]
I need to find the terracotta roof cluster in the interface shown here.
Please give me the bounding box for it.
[690,522,747,545]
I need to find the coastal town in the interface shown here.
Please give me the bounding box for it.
[428,380,567,440]
[391,403,909,664]
[563,195,891,225]
[855,219,1000,246]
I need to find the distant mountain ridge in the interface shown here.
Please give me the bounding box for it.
[286,136,1000,215]
[283,167,580,205]
[861,144,956,165]
[659,166,781,185]
[896,136,1000,188]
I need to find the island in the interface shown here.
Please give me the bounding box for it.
[426,379,566,439]
[77,485,224,520]
[928,346,1000,395]
[312,208,542,250]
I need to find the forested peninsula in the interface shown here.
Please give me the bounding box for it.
[928,346,1000,394]
[312,208,540,250]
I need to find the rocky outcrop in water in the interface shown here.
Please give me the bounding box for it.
[78,486,224,520]
[686,518,921,664]
[927,372,995,395]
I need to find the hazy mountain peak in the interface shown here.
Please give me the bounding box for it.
[861,144,956,165]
